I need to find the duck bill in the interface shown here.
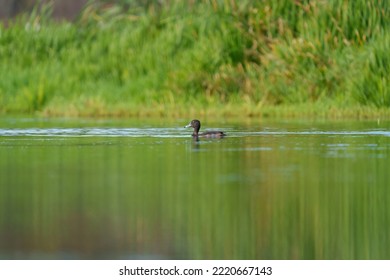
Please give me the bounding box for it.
[184,123,192,128]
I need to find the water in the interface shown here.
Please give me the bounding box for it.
[1,117,390,259]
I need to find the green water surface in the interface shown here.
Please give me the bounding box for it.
[0,118,389,259]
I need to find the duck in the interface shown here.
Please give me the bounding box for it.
[185,119,226,138]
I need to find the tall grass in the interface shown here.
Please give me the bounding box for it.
[0,0,389,117]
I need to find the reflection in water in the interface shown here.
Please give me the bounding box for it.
[0,119,390,259]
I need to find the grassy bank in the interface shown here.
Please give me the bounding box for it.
[0,0,389,118]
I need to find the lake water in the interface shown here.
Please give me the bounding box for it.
[1,117,390,259]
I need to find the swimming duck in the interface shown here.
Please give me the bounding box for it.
[185,119,226,138]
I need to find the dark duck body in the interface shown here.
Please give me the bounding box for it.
[185,120,226,138]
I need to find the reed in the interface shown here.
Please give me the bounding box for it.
[0,0,389,117]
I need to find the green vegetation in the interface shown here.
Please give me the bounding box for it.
[0,0,389,118]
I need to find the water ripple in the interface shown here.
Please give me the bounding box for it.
[0,128,187,138]
[0,128,390,138]
[234,130,390,137]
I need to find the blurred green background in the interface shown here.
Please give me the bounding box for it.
[0,0,389,118]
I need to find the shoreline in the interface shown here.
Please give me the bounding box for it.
[2,103,390,120]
